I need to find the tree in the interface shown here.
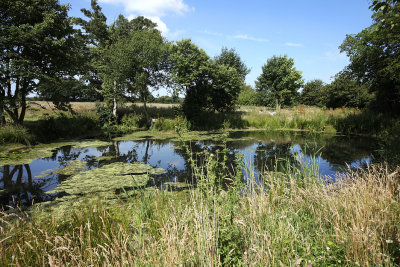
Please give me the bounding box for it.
[214,47,250,81]
[340,0,400,115]
[79,2,168,124]
[300,79,325,106]
[237,85,258,106]
[0,0,83,125]
[255,55,303,108]
[101,15,167,125]
[169,39,213,120]
[323,72,373,109]
[209,62,243,112]
[170,39,243,121]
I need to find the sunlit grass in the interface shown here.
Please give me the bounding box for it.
[0,164,398,266]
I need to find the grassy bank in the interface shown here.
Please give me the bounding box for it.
[1,102,399,150]
[0,164,399,265]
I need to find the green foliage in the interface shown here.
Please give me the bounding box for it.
[0,125,34,145]
[214,47,250,81]
[0,0,84,124]
[255,55,303,107]
[237,85,258,106]
[31,112,100,142]
[300,79,325,106]
[323,72,373,108]
[170,39,243,123]
[340,0,400,115]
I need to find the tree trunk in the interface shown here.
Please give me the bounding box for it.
[113,141,120,157]
[112,80,118,122]
[18,80,28,125]
[143,94,150,128]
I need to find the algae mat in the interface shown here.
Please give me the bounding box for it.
[36,162,166,216]
[0,140,111,167]
[47,162,165,197]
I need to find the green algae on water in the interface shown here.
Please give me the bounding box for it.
[36,162,165,217]
[0,140,111,167]
[34,160,87,179]
[46,162,165,197]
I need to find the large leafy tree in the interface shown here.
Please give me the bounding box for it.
[170,39,243,121]
[99,18,168,125]
[323,72,373,109]
[0,0,83,124]
[169,39,212,120]
[340,0,400,115]
[79,2,167,124]
[255,55,303,107]
[300,79,325,106]
[214,47,250,81]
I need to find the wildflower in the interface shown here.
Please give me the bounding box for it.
[386,239,393,244]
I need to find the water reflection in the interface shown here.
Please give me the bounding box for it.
[0,131,379,208]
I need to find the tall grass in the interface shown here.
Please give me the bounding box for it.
[0,125,35,145]
[0,159,398,265]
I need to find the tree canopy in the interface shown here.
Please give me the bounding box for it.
[170,39,243,121]
[214,47,250,81]
[255,55,303,107]
[340,0,400,115]
[300,79,325,107]
[0,0,83,124]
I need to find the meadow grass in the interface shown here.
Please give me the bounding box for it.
[0,163,398,266]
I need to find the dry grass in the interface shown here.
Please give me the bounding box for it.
[1,164,399,266]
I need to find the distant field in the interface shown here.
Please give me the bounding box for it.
[27,101,180,112]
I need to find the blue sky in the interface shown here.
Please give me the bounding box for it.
[61,0,373,91]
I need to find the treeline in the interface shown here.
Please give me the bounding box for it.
[237,71,373,109]
[1,0,399,129]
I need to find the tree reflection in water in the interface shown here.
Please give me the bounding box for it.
[0,132,380,209]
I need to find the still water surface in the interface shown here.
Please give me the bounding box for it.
[0,131,378,208]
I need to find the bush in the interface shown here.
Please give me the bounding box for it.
[0,125,35,145]
[31,112,100,141]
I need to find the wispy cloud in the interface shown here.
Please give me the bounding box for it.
[200,30,224,37]
[233,34,269,42]
[99,0,192,17]
[200,30,269,43]
[325,49,347,61]
[285,42,303,47]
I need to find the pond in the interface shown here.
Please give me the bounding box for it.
[0,130,379,209]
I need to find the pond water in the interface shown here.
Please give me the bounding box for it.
[0,130,379,208]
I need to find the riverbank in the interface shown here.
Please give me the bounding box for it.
[1,164,399,266]
[1,102,399,148]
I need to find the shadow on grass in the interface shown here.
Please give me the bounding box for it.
[24,112,102,142]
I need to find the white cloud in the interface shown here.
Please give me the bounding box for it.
[145,16,169,35]
[127,15,169,36]
[285,42,303,47]
[233,34,269,42]
[100,0,191,17]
